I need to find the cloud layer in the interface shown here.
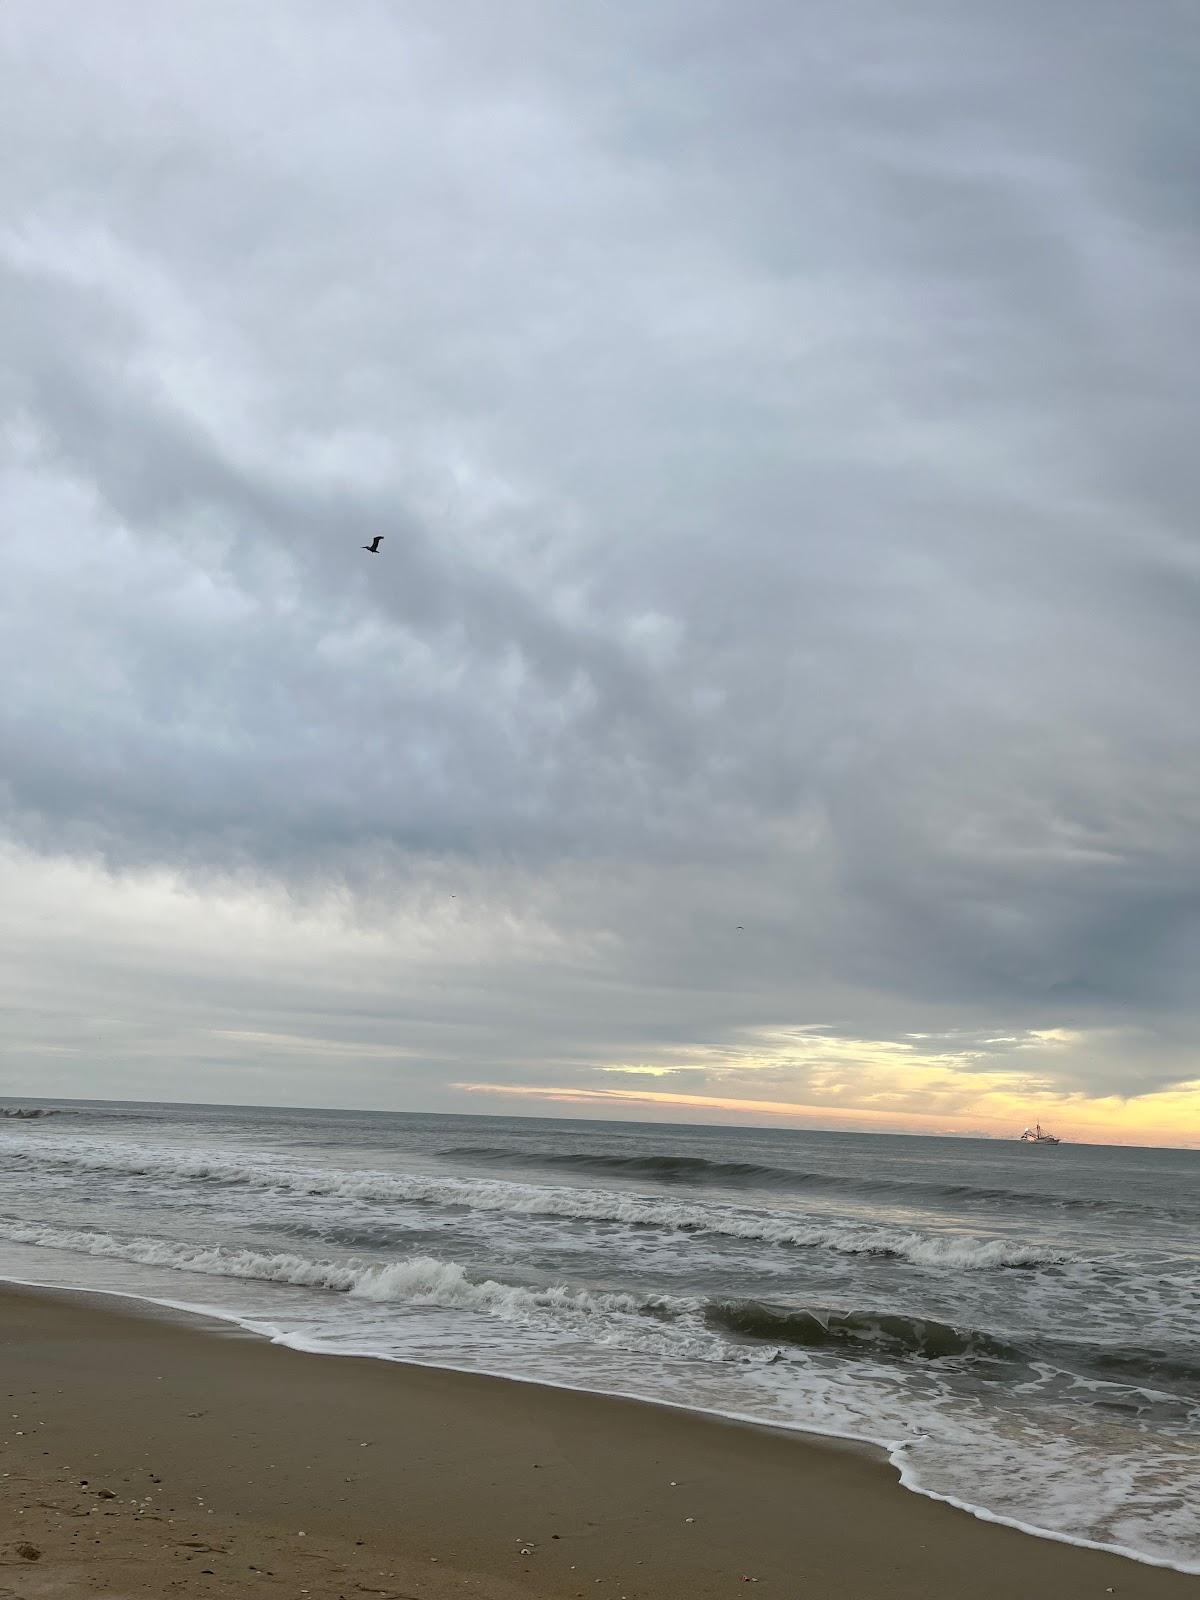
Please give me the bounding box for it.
[3,2,1199,1139]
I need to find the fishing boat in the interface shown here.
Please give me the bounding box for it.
[1020,1123,1060,1145]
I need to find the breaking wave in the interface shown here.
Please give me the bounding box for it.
[705,1300,1023,1362]
[0,1139,1072,1270]
[0,1218,672,1324]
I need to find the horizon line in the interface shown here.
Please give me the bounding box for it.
[2,1090,1197,1152]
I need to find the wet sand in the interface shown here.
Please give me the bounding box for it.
[0,1283,1194,1598]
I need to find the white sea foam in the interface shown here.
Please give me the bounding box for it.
[0,1137,1071,1270]
[0,1218,772,1373]
[0,1218,671,1322]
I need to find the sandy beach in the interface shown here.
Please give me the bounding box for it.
[0,1283,1193,1599]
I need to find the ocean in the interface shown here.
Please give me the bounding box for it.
[0,1099,1196,1571]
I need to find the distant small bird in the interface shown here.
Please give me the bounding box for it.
[362,536,384,554]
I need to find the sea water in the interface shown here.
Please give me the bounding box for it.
[0,1100,1196,1569]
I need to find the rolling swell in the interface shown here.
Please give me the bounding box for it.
[0,1139,1072,1270]
[705,1302,1200,1401]
[1072,1344,1200,1399]
[437,1144,1152,1217]
[441,1147,791,1186]
[706,1300,1023,1362]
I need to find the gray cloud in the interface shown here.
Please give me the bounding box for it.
[2,1,1199,1126]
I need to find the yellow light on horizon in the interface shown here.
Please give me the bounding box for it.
[452,1078,1200,1148]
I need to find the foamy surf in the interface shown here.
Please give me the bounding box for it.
[0,1219,671,1323]
[0,1136,1074,1269]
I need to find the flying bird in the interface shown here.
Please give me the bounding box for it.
[362,536,384,554]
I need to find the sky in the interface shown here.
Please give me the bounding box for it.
[3,2,1200,1146]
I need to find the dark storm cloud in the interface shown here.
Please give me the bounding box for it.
[2,0,1199,1111]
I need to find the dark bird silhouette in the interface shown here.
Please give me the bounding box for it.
[362,536,384,554]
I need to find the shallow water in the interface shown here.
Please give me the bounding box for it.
[0,1100,1196,1569]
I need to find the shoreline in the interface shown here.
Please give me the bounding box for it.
[1,1280,1196,1598]
[3,1268,1194,1578]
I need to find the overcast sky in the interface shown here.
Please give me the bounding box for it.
[3,2,1199,1143]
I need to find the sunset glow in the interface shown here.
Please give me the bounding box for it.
[455,1077,1200,1148]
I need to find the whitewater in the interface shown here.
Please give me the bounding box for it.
[0,1101,1196,1571]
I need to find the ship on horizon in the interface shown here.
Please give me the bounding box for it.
[1020,1122,1061,1145]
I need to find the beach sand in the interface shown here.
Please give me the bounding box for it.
[0,1283,1193,1598]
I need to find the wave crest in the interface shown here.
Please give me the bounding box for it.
[705,1299,1022,1362]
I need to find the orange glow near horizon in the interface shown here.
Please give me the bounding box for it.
[453,1080,1200,1149]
